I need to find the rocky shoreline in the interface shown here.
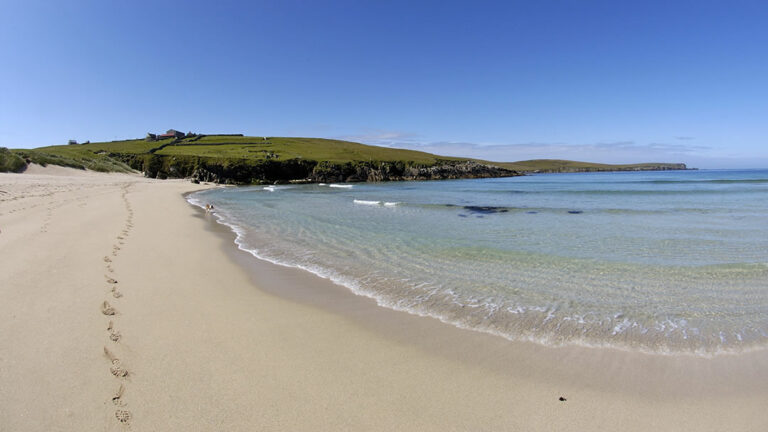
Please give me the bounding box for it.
[120,156,522,185]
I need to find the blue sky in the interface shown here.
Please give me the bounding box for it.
[1,1,767,168]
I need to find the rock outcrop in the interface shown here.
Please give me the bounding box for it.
[309,160,519,183]
[111,154,521,184]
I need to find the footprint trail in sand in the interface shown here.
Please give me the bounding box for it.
[99,184,136,428]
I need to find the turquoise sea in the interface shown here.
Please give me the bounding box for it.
[189,170,768,355]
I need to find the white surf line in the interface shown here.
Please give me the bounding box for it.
[353,199,401,206]
[353,199,382,206]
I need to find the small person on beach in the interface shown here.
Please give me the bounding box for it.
[205,204,215,212]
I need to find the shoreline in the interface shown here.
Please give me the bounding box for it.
[192,190,768,398]
[187,179,766,358]
[2,166,767,431]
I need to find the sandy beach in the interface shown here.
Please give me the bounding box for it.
[1,166,767,431]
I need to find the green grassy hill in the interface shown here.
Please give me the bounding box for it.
[153,136,458,164]
[494,159,688,173]
[3,135,688,182]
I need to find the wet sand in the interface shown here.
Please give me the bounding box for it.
[1,165,767,431]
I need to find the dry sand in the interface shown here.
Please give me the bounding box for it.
[1,165,767,431]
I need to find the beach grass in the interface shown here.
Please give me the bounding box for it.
[11,146,134,173]
[0,147,28,173]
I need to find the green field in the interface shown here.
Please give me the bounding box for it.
[154,136,456,164]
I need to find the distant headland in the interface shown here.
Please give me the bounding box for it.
[1,130,690,183]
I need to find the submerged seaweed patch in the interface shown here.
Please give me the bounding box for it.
[463,206,510,214]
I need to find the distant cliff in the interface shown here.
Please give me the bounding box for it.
[502,159,690,174]
[528,163,689,173]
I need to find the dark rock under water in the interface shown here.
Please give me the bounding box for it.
[463,206,510,214]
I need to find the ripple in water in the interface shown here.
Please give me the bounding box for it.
[190,170,768,355]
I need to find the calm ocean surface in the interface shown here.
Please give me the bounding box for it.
[189,169,768,355]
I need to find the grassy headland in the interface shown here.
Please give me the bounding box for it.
[4,135,688,183]
[496,159,689,173]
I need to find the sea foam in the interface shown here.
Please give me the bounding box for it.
[354,199,382,206]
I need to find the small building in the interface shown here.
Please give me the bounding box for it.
[68,139,78,145]
[158,129,185,139]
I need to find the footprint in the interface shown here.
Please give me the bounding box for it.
[103,347,128,378]
[102,346,119,363]
[101,301,116,316]
[112,383,125,406]
[115,409,132,424]
[104,256,112,263]
[112,288,123,299]
[107,321,122,342]
[105,276,118,284]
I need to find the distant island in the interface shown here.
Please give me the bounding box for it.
[0,130,689,183]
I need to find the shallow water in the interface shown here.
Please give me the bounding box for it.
[190,170,768,355]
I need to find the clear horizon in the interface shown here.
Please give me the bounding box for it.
[1,1,767,169]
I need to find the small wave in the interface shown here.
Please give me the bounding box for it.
[353,199,401,207]
[354,199,382,206]
[330,184,354,188]
[262,185,294,192]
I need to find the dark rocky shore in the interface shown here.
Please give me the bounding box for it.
[125,156,522,185]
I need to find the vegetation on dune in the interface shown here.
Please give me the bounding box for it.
[1,134,688,181]
[0,147,28,173]
[10,146,134,173]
